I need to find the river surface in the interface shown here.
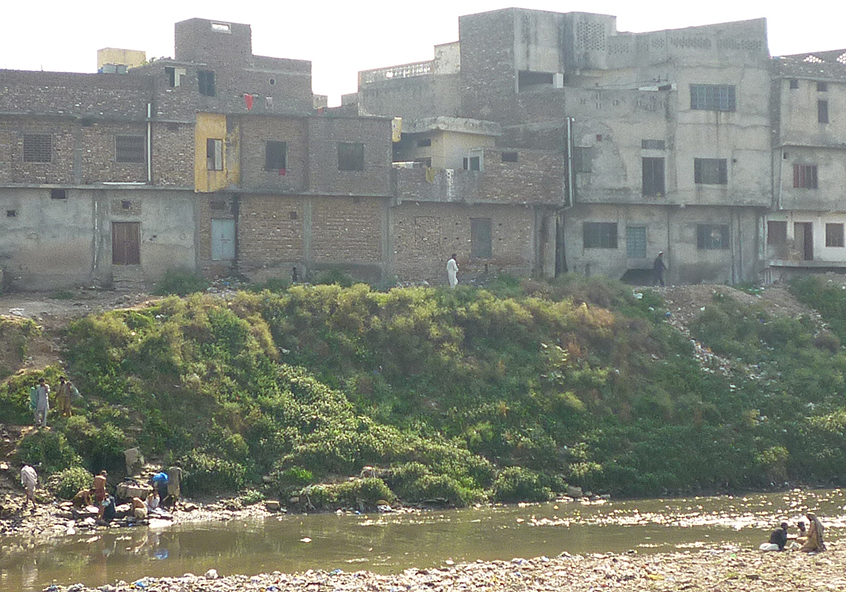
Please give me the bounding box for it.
[2,489,844,591]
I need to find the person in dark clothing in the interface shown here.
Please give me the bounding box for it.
[760,522,789,551]
[653,251,667,286]
[99,493,116,524]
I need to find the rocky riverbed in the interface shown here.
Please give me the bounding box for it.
[36,543,845,592]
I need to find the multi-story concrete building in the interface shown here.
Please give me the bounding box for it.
[354,9,782,285]
[2,11,845,291]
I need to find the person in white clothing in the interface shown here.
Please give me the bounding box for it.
[20,464,38,509]
[447,254,459,288]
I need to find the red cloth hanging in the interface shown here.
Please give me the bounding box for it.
[244,94,254,110]
[278,168,287,176]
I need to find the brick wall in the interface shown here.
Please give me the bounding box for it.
[82,122,148,184]
[307,117,392,196]
[238,194,305,266]
[152,123,194,187]
[4,118,76,184]
[311,196,384,263]
[391,201,536,284]
[239,117,308,192]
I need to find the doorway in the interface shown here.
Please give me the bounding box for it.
[794,222,813,261]
[112,222,141,265]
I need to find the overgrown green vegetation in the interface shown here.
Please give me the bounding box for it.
[3,274,846,505]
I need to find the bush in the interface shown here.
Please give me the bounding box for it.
[302,477,394,510]
[49,466,94,500]
[180,451,247,496]
[16,430,80,473]
[154,268,209,296]
[492,466,554,503]
[240,489,266,506]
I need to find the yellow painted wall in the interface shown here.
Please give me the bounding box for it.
[195,113,240,192]
[97,48,146,69]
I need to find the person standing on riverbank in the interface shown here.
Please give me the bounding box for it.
[799,513,826,553]
[34,378,50,427]
[447,254,459,288]
[55,376,73,418]
[20,463,38,510]
[93,470,108,504]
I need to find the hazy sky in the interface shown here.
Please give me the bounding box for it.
[3,1,845,106]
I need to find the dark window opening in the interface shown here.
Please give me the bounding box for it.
[818,99,829,123]
[121,200,132,210]
[265,141,287,171]
[697,224,730,250]
[470,217,492,258]
[694,158,728,185]
[209,201,227,211]
[826,223,844,247]
[51,189,67,200]
[165,67,176,87]
[416,138,431,147]
[767,221,787,245]
[198,70,216,96]
[23,134,52,163]
[690,84,736,111]
[817,81,828,92]
[6,210,16,217]
[338,142,364,171]
[207,138,223,170]
[116,135,145,163]
[573,147,593,173]
[641,139,665,150]
[583,222,618,249]
[167,123,179,132]
[793,164,818,189]
[518,70,555,92]
[789,79,799,90]
[642,157,665,196]
[463,156,481,171]
[502,152,518,163]
[289,211,298,220]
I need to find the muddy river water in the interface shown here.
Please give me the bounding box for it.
[2,489,844,591]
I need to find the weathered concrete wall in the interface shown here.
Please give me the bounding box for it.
[563,203,760,284]
[0,188,195,290]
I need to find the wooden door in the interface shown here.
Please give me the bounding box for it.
[112,222,140,265]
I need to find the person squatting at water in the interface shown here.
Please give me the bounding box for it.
[799,513,826,553]
[760,522,789,551]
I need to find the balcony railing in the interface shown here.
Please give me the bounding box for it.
[359,61,433,85]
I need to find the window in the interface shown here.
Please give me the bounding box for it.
[694,158,728,185]
[697,224,730,250]
[198,70,216,97]
[165,67,185,88]
[470,218,492,258]
[116,136,145,163]
[818,100,829,123]
[338,142,364,171]
[265,141,287,171]
[502,152,518,163]
[583,222,618,249]
[23,134,52,163]
[817,81,828,92]
[573,147,593,173]
[626,226,647,258]
[789,79,799,90]
[793,165,818,189]
[416,138,431,147]
[50,189,67,200]
[211,22,231,33]
[518,70,555,91]
[206,138,223,170]
[463,156,481,171]
[6,210,16,217]
[641,139,665,150]
[690,84,736,111]
[767,221,787,245]
[826,223,844,247]
[642,157,665,196]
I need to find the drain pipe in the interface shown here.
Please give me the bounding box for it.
[146,103,153,184]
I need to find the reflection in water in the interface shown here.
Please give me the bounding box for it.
[1,489,843,591]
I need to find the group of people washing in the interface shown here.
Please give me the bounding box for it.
[70,469,178,525]
[761,513,827,553]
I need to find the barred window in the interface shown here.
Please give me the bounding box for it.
[115,136,145,163]
[697,224,730,250]
[626,226,647,258]
[826,223,844,247]
[23,134,52,163]
[793,165,818,189]
[694,158,728,185]
[690,84,736,111]
[584,222,618,249]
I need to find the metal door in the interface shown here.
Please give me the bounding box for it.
[112,222,140,265]
[211,219,236,261]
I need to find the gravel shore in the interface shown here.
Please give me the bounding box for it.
[38,543,844,592]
